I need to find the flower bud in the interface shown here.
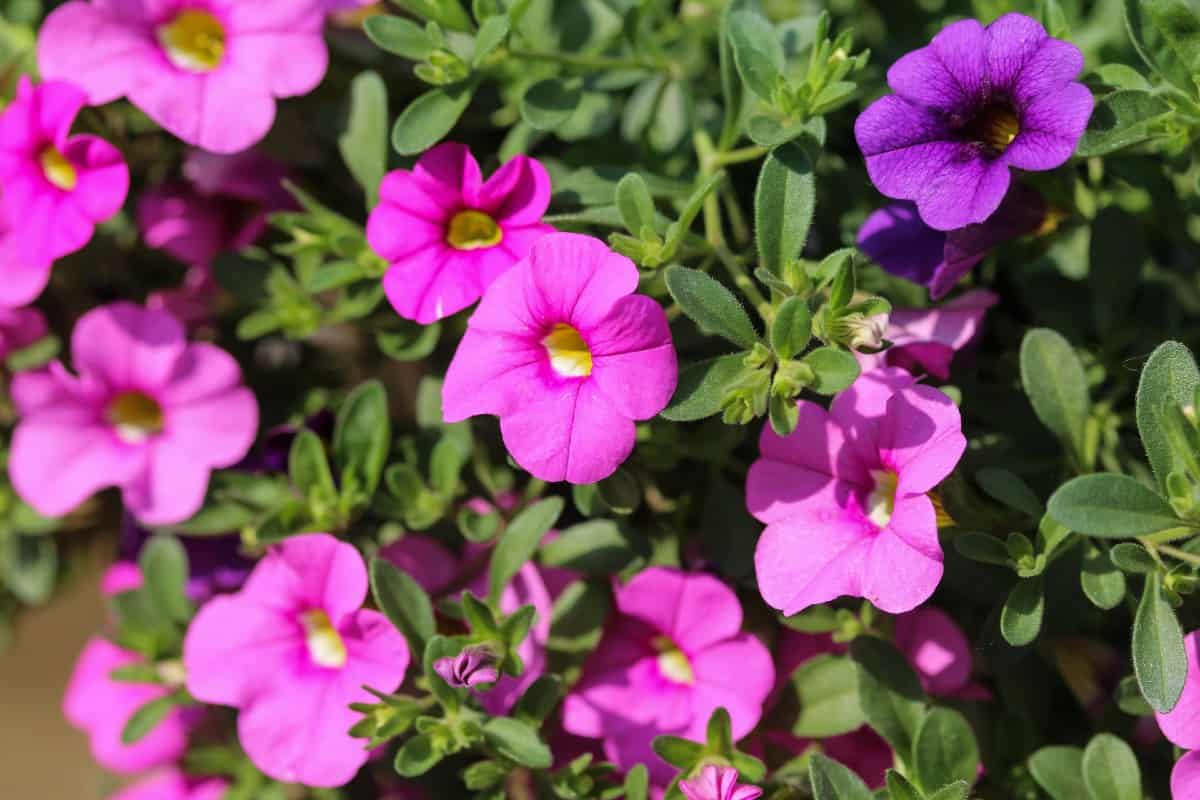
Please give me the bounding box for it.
[831,312,889,351]
[434,645,500,690]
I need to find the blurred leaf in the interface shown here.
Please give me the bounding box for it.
[1000,575,1045,647]
[392,84,474,156]
[363,15,437,60]
[482,717,553,768]
[912,708,980,793]
[809,753,873,800]
[339,71,388,208]
[490,497,564,600]
[791,654,865,737]
[370,557,436,654]
[1081,733,1141,800]
[138,535,191,624]
[1029,746,1086,800]
[850,637,926,762]
[1077,90,1172,156]
[335,380,391,497]
[521,79,582,131]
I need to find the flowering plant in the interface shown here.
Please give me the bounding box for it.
[3,0,1200,798]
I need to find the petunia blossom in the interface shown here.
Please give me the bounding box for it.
[0,306,48,361]
[9,302,258,525]
[63,637,194,774]
[855,13,1091,231]
[1155,630,1200,799]
[562,567,774,786]
[442,232,677,484]
[110,769,228,800]
[679,765,762,800]
[183,533,410,788]
[857,184,1046,299]
[0,78,128,306]
[749,368,966,615]
[857,289,999,380]
[38,0,329,154]
[367,142,555,324]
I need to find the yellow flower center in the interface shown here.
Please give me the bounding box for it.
[973,105,1021,155]
[106,391,165,443]
[866,468,899,528]
[40,146,77,191]
[301,609,347,669]
[653,636,694,685]
[542,323,593,378]
[445,209,503,250]
[158,10,227,73]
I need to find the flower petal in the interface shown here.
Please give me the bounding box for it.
[754,515,872,615]
[887,19,987,114]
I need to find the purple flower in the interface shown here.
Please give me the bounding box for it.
[434,645,501,689]
[855,13,1092,231]
[679,765,762,800]
[858,184,1046,299]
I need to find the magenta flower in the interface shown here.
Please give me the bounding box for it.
[110,769,228,800]
[434,645,501,689]
[749,368,966,615]
[443,232,677,483]
[367,142,555,324]
[0,306,48,361]
[855,13,1091,231]
[561,567,774,785]
[63,637,193,774]
[1155,630,1200,798]
[183,533,410,787]
[680,765,762,800]
[858,184,1046,299]
[9,302,258,525]
[857,289,999,380]
[38,0,329,154]
[0,78,128,306]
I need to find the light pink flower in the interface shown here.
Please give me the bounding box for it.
[63,637,193,774]
[1156,630,1200,798]
[442,232,677,483]
[0,78,128,306]
[561,567,774,786]
[749,368,966,615]
[110,769,228,800]
[367,142,554,324]
[183,533,410,788]
[858,290,999,380]
[9,302,258,525]
[0,306,48,360]
[38,0,329,154]
[680,765,762,800]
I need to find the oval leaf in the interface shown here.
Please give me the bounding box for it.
[1048,473,1182,538]
[664,266,760,349]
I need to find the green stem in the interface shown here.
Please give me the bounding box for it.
[1155,544,1200,568]
[710,145,769,168]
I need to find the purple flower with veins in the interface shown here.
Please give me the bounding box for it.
[434,645,500,689]
[855,13,1092,231]
[679,765,762,800]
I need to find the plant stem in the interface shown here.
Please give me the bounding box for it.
[711,145,768,168]
[1156,544,1200,568]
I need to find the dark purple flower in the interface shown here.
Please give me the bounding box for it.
[115,515,253,603]
[855,13,1092,231]
[857,183,1046,299]
[433,645,500,689]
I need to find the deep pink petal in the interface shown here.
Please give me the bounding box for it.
[138,183,228,265]
[754,516,872,615]
[71,302,187,391]
[123,437,214,525]
[10,419,144,517]
[689,635,775,735]
[365,202,444,261]
[479,154,552,226]
[1172,750,1200,799]
[893,607,972,696]
[379,535,460,596]
[160,342,248,405]
[37,2,158,105]
[617,567,743,653]
[0,231,52,308]
[757,400,872,489]
[746,459,854,526]
[382,245,491,324]
[1157,631,1200,749]
[413,142,482,208]
[64,133,130,221]
[879,384,966,493]
[862,499,943,613]
[441,327,545,421]
[126,69,275,155]
[588,295,677,420]
[526,233,640,331]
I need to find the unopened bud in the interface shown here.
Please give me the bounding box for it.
[832,312,888,351]
[434,645,500,690]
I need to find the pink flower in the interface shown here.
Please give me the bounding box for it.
[0,306,48,360]
[63,638,193,774]
[749,368,966,615]
[110,769,228,800]
[561,567,774,786]
[0,78,128,306]
[38,0,329,154]
[9,302,258,525]
[367,142,554,324]
[858,290,999,380]
[680,765,762,800]
[147,266,221,330]
[1155,630,1200,798]
[183,533,410,787]
[442,232,677,483]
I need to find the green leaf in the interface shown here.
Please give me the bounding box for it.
[661,354,753,422]
[392,84,474,156]
[791,654,865,737]
[1124,0,1200,95]
[770,297,812,361]
[1081,733,1141,800]
[513,675,562,725]
[975,468,1043,518]
[1137,341,1200,492]
[624,765,650,800]
[339,71,388,208]
[809,753,874,800]
[801,347,860,395]
[1000,576,1044,647]
[1048,474,1182,537]
[392,0,472,31]
[370,557,436,654]
[549,579,609,653]
[1029,746,1086,800]
[727,9,785,101]
[1081,543,1126,610]
[1110,542,1157,574]
[850,637,926,762]
[363,15,437,60]
[334,380,391,497]
[1078,89,1172,157]
[290,429,337,505]
[138,535,191,623]
[541,520,640,574]
[394,733,443,777]
[769,392,800,436]
[121,694,178,745]
[912,708,980,793]
[1019,328,1089,457]
[615,172,657,237]
[377,322,442,362]
[953,532,1012,567]
[884,771,922,800]
[664,266,760,350]
[1132,575,1188,712]
[482,717,553,768]
[927,783,971,800]
[755,143,815,277]
[652,735,705,768]
[490,497,564,600]
[706,707,734,755]
[472,14,509,65]
[521,78,582,131]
